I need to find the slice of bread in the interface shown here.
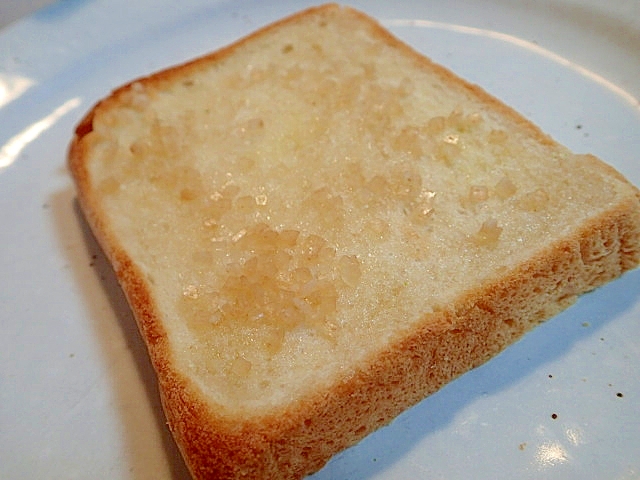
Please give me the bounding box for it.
[68,3,640,479]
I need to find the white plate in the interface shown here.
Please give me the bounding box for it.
[1,1,638,479]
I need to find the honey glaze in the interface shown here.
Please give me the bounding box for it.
[103,49,559,392]
[178,222,362,357]
[137,101,507,374]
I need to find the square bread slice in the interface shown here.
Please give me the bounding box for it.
[68,3,640,479]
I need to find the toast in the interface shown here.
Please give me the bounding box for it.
[68,3,640,479]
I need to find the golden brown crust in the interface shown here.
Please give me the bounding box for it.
[68,3,640,479]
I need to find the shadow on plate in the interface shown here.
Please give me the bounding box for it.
[49,185,191,480]
[31,0,95,23]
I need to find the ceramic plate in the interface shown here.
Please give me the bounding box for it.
[1,1,638,478]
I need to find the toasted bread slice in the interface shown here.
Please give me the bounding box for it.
[68,3,640,479]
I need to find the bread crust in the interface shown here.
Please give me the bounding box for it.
[68,4,640,479]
